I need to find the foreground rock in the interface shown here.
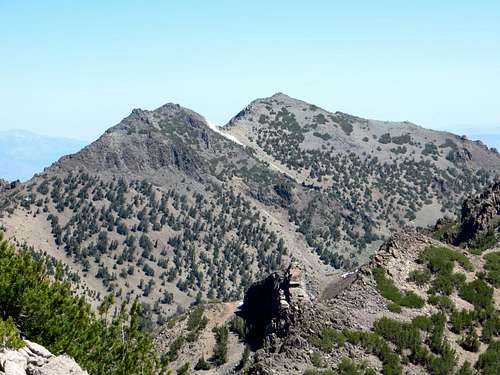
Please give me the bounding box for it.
[0,340,87,375]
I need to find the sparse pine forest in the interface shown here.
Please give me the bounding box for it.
[2,172,288,326]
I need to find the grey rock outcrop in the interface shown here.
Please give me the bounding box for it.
[455,181,500,245]
[0,180,10,193]
[0,340,87,375]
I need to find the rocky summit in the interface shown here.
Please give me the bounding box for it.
[0,94,499,375]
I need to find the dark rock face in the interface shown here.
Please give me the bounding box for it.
[239,263,310,350]
[455,181,500,245]
[239,272,287,347]
[50,104,207,180]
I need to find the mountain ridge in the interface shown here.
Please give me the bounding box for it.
[0,93,498,331]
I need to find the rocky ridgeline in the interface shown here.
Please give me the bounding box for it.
[456,180,500,244]
[245,232,453,374]
[0,341,87,375]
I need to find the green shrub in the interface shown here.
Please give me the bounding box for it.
[303,369,336,375]
[427,295,455,313]
[194,356,211,370]
[387,303,402,313]
[212,325,229,366]
[459,329,480,352]
[309,327,346,352]
[431,220,459,242]
[428,313,447,354]
[459,279,494,309]
[456,361,474,375]
[411,315,433,331]
[428,341,457,375]
[429,272,466,295]
[313,132,332,141]
[469,228,498,253]
[408,269,431,286]
[374,317,421,354]
[238,346,250,370]
[476,340,500,375]
[373,267,424,308]
[419,246,473,272]
[341,329,402,375]
[337,357,376,375]
[0,316,24,349]
[168,336,185,360]
[378,133,392,144]
[450,309,475,334]
[186,305,208,331]
[310,351,324,367]
[176,362,190,375]
[185,305,208,342]
[229,315,247,340]
[484,251,500,287]
[481,312,500,343]
[0,233,164,375]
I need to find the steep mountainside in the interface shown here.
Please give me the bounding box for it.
[0,102,330,326]
[0,94,498,330]
[225,93,498,258]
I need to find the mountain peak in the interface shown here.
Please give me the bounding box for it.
[262,91,305,105]
[270,92,292,99]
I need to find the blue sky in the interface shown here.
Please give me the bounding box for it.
[1,1,499,149]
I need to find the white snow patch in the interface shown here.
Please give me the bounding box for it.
[206,121,244,146]
[341,270,357,279]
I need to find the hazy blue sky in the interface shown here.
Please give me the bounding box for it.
[1,1,499,148]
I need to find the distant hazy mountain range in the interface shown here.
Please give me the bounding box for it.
[0,129,87,181]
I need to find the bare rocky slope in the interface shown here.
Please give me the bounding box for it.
[0,93,498,331]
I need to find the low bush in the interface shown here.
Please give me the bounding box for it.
[476,340,500,375]
[373,267,424,309]
[459,329,480,352]
[387,303,402,313]
[0,317,24,349]
[408,269,432,286]
[484,251,500,287]
[459,279,494,309]
[309,327,346,352]
[418,246,473,273]
[212,325,229,366]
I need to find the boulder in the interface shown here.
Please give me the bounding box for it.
[0,341,87,375]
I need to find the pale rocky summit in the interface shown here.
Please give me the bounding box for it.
[0,341,87,375]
